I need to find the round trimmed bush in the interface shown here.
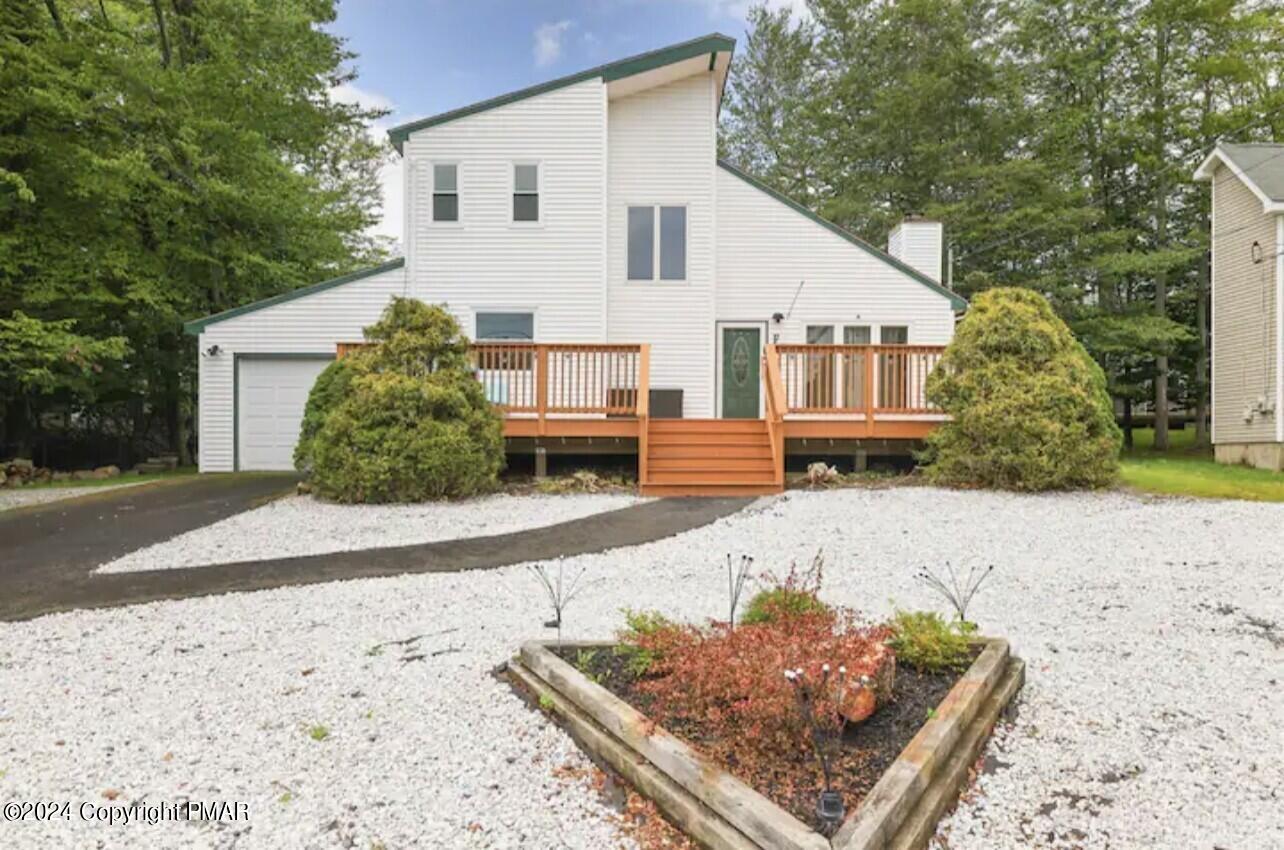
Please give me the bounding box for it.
[922,287,1121,491]
[293,357,361,472]
[305,299,504,502]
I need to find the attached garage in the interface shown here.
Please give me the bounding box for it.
[236,356,333,471]
[185,259,407,473]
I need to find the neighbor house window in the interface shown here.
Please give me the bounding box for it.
[475,312,534,341]
[627,205,686,280]
[513,164,539,222]
[880,325,908,344]
[433,163,458,222]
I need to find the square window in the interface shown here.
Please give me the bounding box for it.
[514,164,538,193]
[843,326,871,345]
[433,193,458,222]
[513,194,539,222]
[806,325,834,345]
[880,326,908,344]
[476,312,534,340]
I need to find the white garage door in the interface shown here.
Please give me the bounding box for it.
[237,357,332,471]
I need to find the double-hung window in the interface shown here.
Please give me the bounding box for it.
[512,164,539,223]
[627,205,686,281]
[433,163,458,222]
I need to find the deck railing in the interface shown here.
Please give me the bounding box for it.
[770,344,945,415]
[337,341,650,423]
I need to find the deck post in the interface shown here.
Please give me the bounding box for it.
[864,347,876,436]
[637,345,651,485]
[536,345,549,437]
[534,445,548,479]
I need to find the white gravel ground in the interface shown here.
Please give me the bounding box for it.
[96,492,645,572]
[0,480,145,513]
[2,487,1282,849]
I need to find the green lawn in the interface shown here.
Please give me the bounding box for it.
[1119,427,1284,502]
[19,467,197,490]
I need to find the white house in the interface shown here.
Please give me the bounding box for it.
[186,34,965,494]
[1194,142,1284,471]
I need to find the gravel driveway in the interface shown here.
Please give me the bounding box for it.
[96,493,645,573]
[1,488,1281,849]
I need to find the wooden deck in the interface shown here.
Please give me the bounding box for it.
[337,341,947,495]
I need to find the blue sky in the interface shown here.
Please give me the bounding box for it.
[327,0,804,242]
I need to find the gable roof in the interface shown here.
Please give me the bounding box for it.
[1194,142,1284,212]
[183,258,405,335]
[387,34,736,154]
[717,160,968,311]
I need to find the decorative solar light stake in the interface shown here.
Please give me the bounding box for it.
[786,664,847,835]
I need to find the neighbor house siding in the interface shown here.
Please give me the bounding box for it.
[195,266,406,472]
[403,77,607,342]
[715,168,957,349]
[1211,164,1279,444]
[607,73,718,417]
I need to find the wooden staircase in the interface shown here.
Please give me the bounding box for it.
[640,419,784,497]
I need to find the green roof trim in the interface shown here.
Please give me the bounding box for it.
[716,161,968,311]
[387,34,736,153]
[183,258,406,335]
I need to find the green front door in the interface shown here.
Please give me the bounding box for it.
[721,327,761,418]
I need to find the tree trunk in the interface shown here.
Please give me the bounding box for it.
[43,0,68,39]
[150,0,172,68]
[1195,245,1210,447]
[1151,29,1170,451]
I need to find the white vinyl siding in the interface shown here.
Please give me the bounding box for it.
[715,166,956,350]
[1211,165,1280,443]
[405,77,607,346]
[195,265,406,472]
[608,73,718,416]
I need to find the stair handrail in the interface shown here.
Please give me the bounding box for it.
[762,344,786,486]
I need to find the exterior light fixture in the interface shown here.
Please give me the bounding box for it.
[205,344,222,357]
[1252,240,1263,264]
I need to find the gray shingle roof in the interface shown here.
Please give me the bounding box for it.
[1216,142,1284,202]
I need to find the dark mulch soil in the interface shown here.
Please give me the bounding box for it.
[554,645,974,833]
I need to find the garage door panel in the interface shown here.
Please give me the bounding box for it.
[237,357,331,471]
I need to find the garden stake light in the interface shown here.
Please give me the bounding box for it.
[726,553,753,628]
[785,664,846,835]
[528,563,591,647]
[918,562,995,624]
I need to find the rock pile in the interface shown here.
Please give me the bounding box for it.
[1,458,122,488]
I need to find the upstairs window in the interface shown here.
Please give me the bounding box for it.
[513,164,539,222]
[627,205,686,281]
[433,163,458,222]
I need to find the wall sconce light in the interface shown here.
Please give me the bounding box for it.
[1252,241,1263,264]
[205,344,222,357]
[771,312,784,324]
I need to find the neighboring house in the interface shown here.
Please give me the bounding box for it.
[185,34,966,494]
[1194,142,1284,471]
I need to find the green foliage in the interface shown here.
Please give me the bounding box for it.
[740,588,831,626]
[0,311,128,401]
[923,288,1122,491]
[615,608,679,677]
[307,725,329,742]
[307,300,503,502]
[294,358,361,472]
[0,0,386,459]
[887,610,975,672]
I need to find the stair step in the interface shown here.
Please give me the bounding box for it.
[649,444,773,460]
[646,470,778,485]
[648,432,770,446]
[648,418,767,433]
[641,483,784,497]
[648,458,775,473]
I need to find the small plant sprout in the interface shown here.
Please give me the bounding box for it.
[726,554,754,628]
[917,562,995,624]
[784,664,846,835]
[527,562,592,647]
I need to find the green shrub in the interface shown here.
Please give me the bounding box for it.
[740,587,831,626]
[615,608,679,677]
[922,287,1121,491]
[294,357,362,472]
[887,610,974,671]
[307,300,504,502]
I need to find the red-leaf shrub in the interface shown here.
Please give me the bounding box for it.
[631,607,891,770]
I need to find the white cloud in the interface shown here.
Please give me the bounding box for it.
[330,82,403,247]
[533,20,574,68]
[682,0,810,19]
